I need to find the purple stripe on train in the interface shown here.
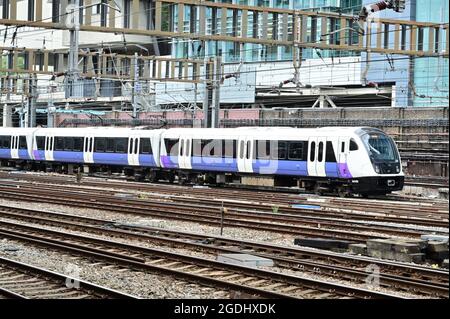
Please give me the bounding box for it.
[161,155,178,168]
[191,156,237,172]
[338,162,352,178]
[33,150,42,160]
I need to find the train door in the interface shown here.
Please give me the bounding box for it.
[11,135,19,159]
[45,134,54,161]
[307,137,317,176]
[237,137,253,173]
[178,137,192,170]
[83,135,94,163]
[338,137,349,177]
[316,137,327,177]
[128,136,140,166]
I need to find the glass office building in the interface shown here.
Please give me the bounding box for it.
[171,0,448,107]
[412,0,448,107]
[171,0,362,62]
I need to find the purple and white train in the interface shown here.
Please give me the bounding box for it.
[0,126,404,196]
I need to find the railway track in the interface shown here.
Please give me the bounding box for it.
[0,171,447,222]
[0,256,138,299]
[0,218,408,299]
[0,204,447,298]
[0,183,445,242]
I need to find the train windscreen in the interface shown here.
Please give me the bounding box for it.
[361,132,399,163]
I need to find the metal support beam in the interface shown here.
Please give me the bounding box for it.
[132,52,139,118]
[211,55,222,128]
[27,74,38,127]
[0,0,447,57]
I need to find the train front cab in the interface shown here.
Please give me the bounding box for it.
[352,129,404,196]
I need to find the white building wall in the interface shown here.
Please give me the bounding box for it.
[1,0,154,50]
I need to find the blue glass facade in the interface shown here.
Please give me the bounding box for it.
[171,0,448,107]
[413,0,449,107]
[172,0,361,62]
[362,0,448,107]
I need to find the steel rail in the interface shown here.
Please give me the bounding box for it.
[0,219,406,299]
[0,204,447,298]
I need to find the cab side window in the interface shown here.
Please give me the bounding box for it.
[350,139,358,151]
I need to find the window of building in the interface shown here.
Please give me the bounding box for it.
[124,0,131,28]
[28,0,35,21]
[2,0,10,19]
[100,0,108,27]
[52,0,60,23]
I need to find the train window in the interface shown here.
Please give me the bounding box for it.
[95,138,106,152]
[36,136,45,150]
[181,139,186,157]
[140,138,152,154]
[164,138,179,156]
[246,141,252,159]
[192,139,202,157]
[73,138,83,152]
[239,140,245,159]
[134,139,139,154]
[256,140,271,160]
[185,140,191,156]
[310,142,316,161]
[270,141,287,160]
[128,139,133,154]
[341,141,345,153]
[325,141,337,162]
[0,136,11,149]
[224,140,236,158]
[19,136,27,149]
[202,140,222,158]
[115,138,128,153]
[105,138,115,153]
[288,142,306,160]
[350,139,359,151]
[64,138,74,151]
[318,142,324,162]
[55,137,64,151]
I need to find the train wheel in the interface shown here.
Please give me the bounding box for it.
[167,174,175,184]
[147,171,158,183]
[337,187,349,198]
[314,183,323,196]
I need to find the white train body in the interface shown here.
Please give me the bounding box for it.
[0,126,404,196]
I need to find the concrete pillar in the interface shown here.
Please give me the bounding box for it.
[2,104,13,127]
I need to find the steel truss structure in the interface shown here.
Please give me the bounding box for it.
[0,0,448,58]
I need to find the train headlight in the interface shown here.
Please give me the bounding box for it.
[396,166,400,173]
[374,165,380,174]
